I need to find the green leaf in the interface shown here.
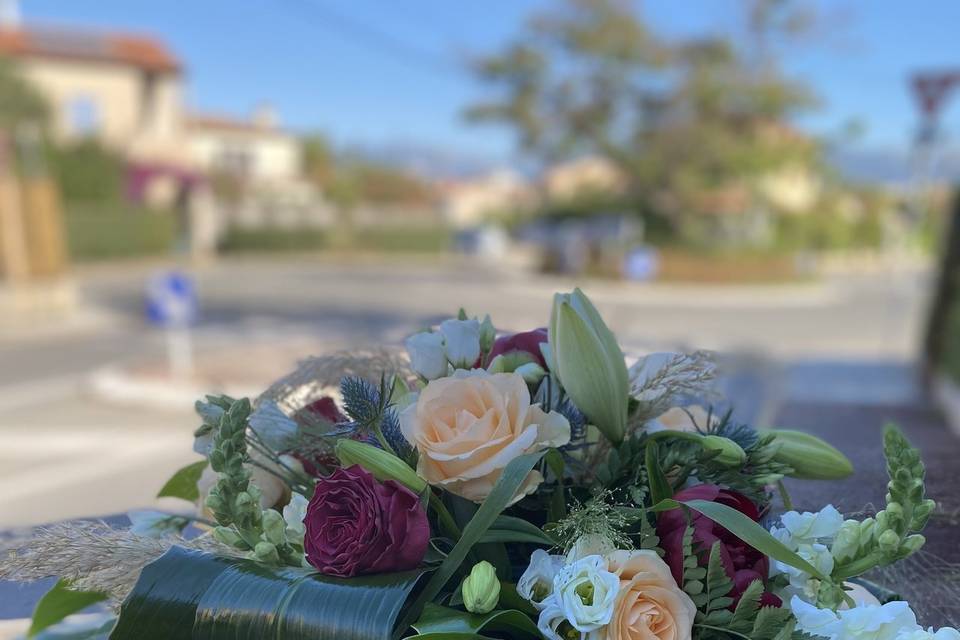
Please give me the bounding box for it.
[411,603,539,639]
[32,614,115,640]
[401,452,545,631]
[28,579,108,638]
[156,460,207,501]
[109,546,425,640]
[478,516,557,546]
[645,442,673,503]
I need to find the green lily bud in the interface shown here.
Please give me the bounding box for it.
[515,362,547,385]
[770,430,853,480]
[877,529,899,552]
[461,561,500,614]
[254,541,280,564]
[336,439,427,494]
[261,509,287,546]
[701,435,747,468]
[213,526,246,549]
[549,288,629,444]
[479,314,496,354]
[487,351,536,374]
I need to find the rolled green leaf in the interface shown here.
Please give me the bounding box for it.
[410,603,540,639]
[109,546,425,640]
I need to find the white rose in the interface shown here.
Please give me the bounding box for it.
[791,595,920,640]
[518,549,565,610]
[553,555,620,632]
[439,318,481,369]
[405,331,448,380]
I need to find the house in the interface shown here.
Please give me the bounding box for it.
[186,107,301,186]
[0,24,185,165]
[542,155,628,202]
[436,170,535,228]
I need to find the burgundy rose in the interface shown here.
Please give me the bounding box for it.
[289,396,349,476]
[303,396,347,423]
[484,327,549,368]
[657,485,781,608]
[303,464,429,577]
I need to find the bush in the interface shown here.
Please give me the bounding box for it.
[345,227,451,253]
[65,204,177,261]
[47,141,124,203]
[218,227,328,253]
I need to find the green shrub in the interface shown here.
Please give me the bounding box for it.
[48,141,124,203]
[65,204,177,260]
[219,227,328,253]
[347,227,451,253]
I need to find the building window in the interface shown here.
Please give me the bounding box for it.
[66,95,100,136]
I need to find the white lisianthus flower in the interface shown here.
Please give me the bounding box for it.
[897,628,960,640]
[772,505,844,550]
[439,319,481,369]
[536,596,568,640]
[405,331,448,380]
[791,595,921,640]
[553,555,620,632]
[518,549,565,610]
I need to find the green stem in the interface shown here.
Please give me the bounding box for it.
[834,551,883,581]
[429,492,462,540]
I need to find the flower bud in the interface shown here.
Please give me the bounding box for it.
[235,491,254,509]
[549,289,629,444]
[261,509,287,546]
[336,438,427,494]
[487,351,537,374]
[877,529,899,552]
[770,430,853,480]
[831,520,861,562]
[254,541,280,564]
[900,534,925,555]
[479,315,496,354]
[515,362,547,385]
[701,435,747,468]
[213,526,245,549]
[461,561,500,614]
[405,331,448,380]
[440,319,481,369]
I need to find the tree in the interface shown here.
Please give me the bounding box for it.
[0,58,49,130]
[466,0,823,240]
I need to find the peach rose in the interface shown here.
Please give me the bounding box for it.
[399,370,570,503]
[606,549,696,640]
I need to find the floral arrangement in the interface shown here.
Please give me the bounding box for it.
[3,288,957,640]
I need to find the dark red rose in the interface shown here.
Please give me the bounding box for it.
[303,464,429,577]
[657,485,781,608]
[303,396,346,423]
[485,327,549,368]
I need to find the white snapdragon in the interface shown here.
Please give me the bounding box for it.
[553,555,620,632]
[405,331,448,380]
[791,595,921,640]
[897,628,960,640]
[772,505,844,550]
[774,542,835,602]
[282,492,308,540]
[518,549,565,610]
[439,318,481,369]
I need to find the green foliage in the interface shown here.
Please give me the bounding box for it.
[409,603,540,639]
[0,58,49,129]
[110,545,424,640]
[695,430,793,502]
[156,460,208,502]
[28,579,107,638]
[64,204,177,261]
[218,227,328,253]
[48,141,124,203]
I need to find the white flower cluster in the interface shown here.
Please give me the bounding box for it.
[405,318,486,379]
[518,548,619,640]
[792,596,960,640]
[775,507,960,640]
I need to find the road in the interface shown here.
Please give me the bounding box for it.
[0,256,935,527]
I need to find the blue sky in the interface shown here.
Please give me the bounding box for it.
[17,0,960,165]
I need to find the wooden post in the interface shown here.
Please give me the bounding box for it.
[0,129,29,281]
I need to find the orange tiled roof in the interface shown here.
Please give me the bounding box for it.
[0,26,180,73]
